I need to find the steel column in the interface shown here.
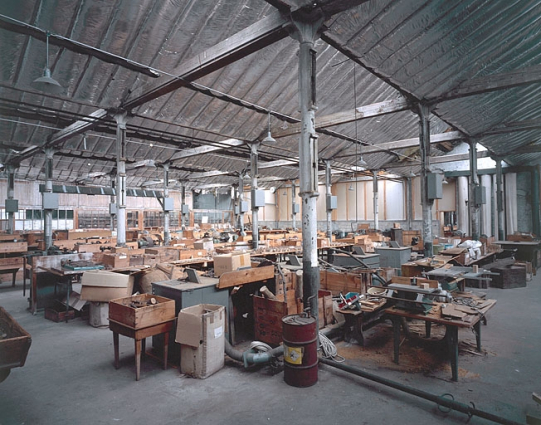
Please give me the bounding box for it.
[250,143,259,249]
[181,185,187,230]
[163,163,170,246]
[292,19,322,320]
[407,176,413,230]
[115,113,128,247]
[43,149,54,249]
[6,165,15,234]
[469,140,480,240]
[373,171,379,230]
[532,166,540,236]
[325,160,332,239]
[291,181,297,230]
[418,104,433,257]
[238,173,245,236]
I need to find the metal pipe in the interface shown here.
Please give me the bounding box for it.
[225,338,283,366]
[320,358,524,425]
[115,113,128,247]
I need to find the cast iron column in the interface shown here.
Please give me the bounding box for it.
[43,148,54,249]
[495,158,505,240]
[6,165,16,234]
[325,160,332,240]
[469,139,480,240]
[291,181,297,230]
[418,103,433,257]
[373,170,379,230]
[115,113,128,247]
[292,19,323,319]
[532,166,540,236]
[406,176,413,230]
[238,173,245,236]
[163,163,170,246]
[181,185,187,231]
[250,143,259,249]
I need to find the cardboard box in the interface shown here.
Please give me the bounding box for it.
[213,252,251,277]
[176,304,225,379]
[193,239,214,250]
[80,270,134,302]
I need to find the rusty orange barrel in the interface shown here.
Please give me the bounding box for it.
[282,314,318,387]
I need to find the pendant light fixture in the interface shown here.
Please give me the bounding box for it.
[31,32,63,94]
[262,112,277,144]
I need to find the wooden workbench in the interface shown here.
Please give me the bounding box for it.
[385,298,496,381]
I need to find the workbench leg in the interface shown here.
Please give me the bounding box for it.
[392,317,401,364]
[446,326,459,382]
[473,321,482,352]
[163,332,169,370]
[425,321,431,338]
[141,338,146,360]
[65,281,70,323]
[113,332,120,370]
[12,271,16,287]
[135,339,142,381]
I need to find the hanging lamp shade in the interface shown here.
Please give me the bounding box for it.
[407,169,416,178]
[32,68,63,94]
[357,156,368,168]
[262,112,277,144]
[31,32,63,94]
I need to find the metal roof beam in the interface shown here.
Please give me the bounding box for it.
[170,139,245,160]
[122,10,292,111]
[361,131,463,155]
[0,14,160,78]
[432,64,541,104]
[272,98,411,138]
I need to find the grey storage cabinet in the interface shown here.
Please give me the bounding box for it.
[374,246,412,269]
[332,253,380,268]
[151,279,229,361]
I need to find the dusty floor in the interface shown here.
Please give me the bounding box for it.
[0,274,540,425]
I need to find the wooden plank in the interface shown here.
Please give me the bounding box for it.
[0,242,27,254]
[217,266,275,289]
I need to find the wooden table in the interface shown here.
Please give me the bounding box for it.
[339,304,388,346]
[109,319,175,381]
[385,299,496,381]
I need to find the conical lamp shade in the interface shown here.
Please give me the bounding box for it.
[262,131,277,144]
[357,156,368,168]
[32,68,63,94]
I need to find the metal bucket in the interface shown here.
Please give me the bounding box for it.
[282,314,318,387]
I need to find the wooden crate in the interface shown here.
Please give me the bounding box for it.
[101,253,130,269]
[109,294,175,329]
[0,306,32,372]
[253,295,289,346]
[318,290,333,329]
[320,270,372,296]
[0,242,27,254]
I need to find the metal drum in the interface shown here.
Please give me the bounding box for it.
[282,314,318,387]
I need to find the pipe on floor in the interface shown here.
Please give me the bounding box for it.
[320,358,524,425]
[225,338,284,368]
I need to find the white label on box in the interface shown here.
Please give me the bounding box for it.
[214,326,223,339]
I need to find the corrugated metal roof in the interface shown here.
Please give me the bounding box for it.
[1,0,541,191]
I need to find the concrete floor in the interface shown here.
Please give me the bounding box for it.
[1,275,540,425]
